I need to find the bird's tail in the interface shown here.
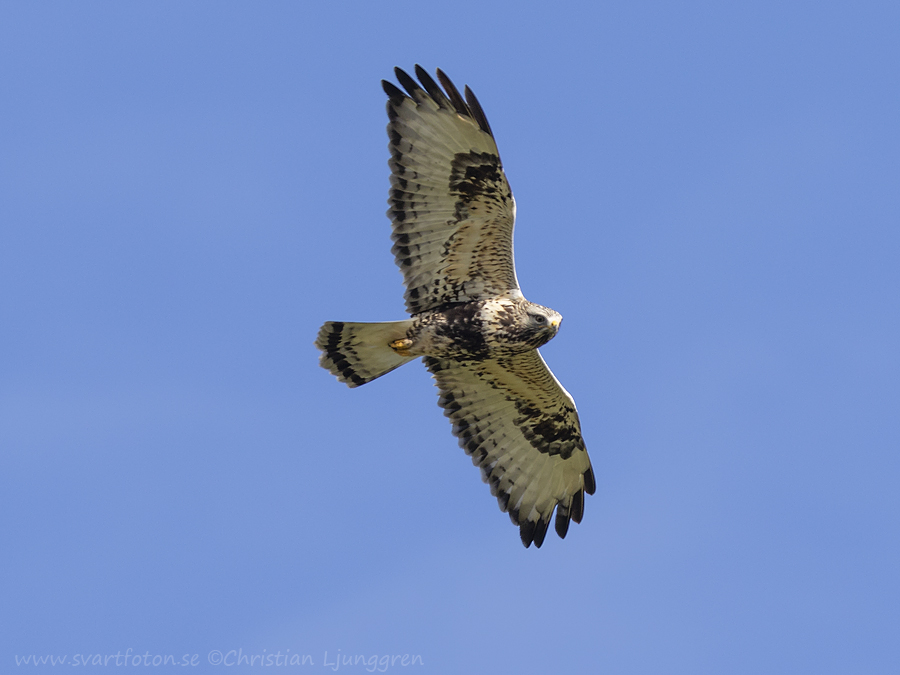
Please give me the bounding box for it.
[315,320,417,388]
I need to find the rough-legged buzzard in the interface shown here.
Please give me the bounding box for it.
[315,66,595,548]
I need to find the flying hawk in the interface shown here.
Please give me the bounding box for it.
[315,66,595,548]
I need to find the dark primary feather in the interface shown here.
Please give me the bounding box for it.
[381,79,406,104]
[413,65,451,109]
[394,66,424,99]
[463,85,494,138]
[386,65,495,138]
[435,68,470,119]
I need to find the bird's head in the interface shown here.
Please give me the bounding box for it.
[524,304,562,347]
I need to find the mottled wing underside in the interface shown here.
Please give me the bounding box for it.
[384,66,521,315]
[425,350,596,548]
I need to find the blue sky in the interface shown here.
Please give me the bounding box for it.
[2,2,899,673]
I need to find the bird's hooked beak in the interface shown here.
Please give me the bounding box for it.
[550,316,561,330]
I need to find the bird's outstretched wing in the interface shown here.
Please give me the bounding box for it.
[384,66,521,315]
[425,350,596,548]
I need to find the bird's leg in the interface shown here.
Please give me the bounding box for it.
[389,338,414,356]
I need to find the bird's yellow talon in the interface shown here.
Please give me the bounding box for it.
[390,338,414,355]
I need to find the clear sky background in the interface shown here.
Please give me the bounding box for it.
[3,2,899,673]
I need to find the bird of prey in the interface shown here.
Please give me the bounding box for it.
[315,66,595,548]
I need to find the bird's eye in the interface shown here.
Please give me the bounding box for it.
[533,315,546,324]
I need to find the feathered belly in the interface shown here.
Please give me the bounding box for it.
[400,300,546,360]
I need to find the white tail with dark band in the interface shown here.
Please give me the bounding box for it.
[315,320,416,388]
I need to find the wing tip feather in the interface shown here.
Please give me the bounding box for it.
[384,66,495,138]
[393,66,423,99]
[584,466,597,495]
[382,79,406,104]
[464,84,494,137]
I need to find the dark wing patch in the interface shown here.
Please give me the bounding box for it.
[385,66,520,315]
[425,350,595,548]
